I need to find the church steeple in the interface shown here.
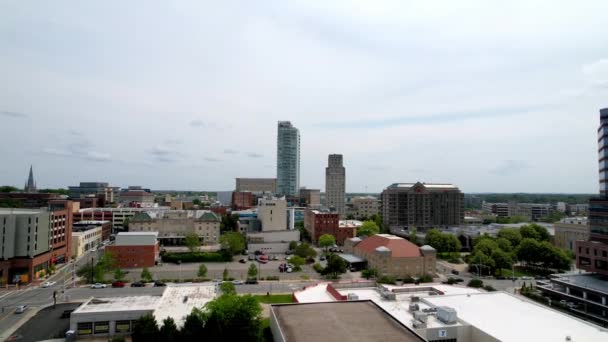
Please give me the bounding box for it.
[24,165,37,193]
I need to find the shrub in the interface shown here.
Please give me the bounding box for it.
[417,274,434,283]
[483,285,496,292]
[313,263,324,273]
[265,276,279,281]
[161,251,232,263]
[401,275,415,284]
[467,279,484,288]
[378,276,396,285]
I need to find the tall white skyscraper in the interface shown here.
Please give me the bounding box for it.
[277,121,300,196]
[325,154,345,217]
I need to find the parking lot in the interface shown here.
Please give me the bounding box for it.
[7,303,82,342]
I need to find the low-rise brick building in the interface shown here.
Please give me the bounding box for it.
[344,234,436,277]
[304,209,357,245]
[106,232,159,268]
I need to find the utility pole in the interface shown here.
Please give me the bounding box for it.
[90,257,94,283]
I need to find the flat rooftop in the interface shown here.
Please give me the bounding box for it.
[553,273,608,294]
[154,284,217,328]
[73,296,161,314]
[424,292,608,342]
[272,301,425,342]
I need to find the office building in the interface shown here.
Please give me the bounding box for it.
[270,301,426,342]
[0,192,63,209]
[235,178,277,193]
[73,220,112,242]
[257,197,287,231]
[554,217,589,252]
[344,234,436,277]
[299,188,320,208]
[118,186,154,205]
[277,121,300,196]
[231,191,254,210]
[23,165,37,193]
[381,182,464,231]
[293,282,608,342]
[577,108,608,276]
[69,182,119,203]
[350,196,379,219]
[72,225,103,259]
[0,209,51,284]
[304,209,357,245]
[325,154,345,217]
[106,232,159,268]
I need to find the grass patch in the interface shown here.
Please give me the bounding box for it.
[252,294,294,304]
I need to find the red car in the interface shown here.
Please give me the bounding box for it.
[112,281,125,288]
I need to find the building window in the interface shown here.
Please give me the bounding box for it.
[115,320,131,333]
[94,321,109,335]
[77,322,93,335]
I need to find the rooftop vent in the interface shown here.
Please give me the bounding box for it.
[412,320,427,329]
[436,306,458,324]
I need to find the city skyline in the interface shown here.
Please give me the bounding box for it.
[1,1,607,193]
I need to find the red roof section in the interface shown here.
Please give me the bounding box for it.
[355,234,421,257]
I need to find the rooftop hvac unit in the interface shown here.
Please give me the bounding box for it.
[436,306,458,324]
[412,320,427,329]
[347,293,359,300]
[413,311,428,323]
[382,291,396,301]
[409,303,420,312]
[410,296,420,302]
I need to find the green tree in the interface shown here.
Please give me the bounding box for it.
[289,255,305,271]
[322,254,347,278]
[97,251,118,273]
[132,314,159,342]
[198,264,208,278]
[409,227,418,245]
[490,248,513,274]
[222,267,229,281]
[192,198,202,206]
[202,294,262,341]
[495,237,513,253]
[184,233,201,252]
[318,234,336,251]
[294,243,317,258]
[425,229,446,251]
[362,268,379,280]
[220,232,246,255]
[141,267,153,282]
[519,225,541,241]
[181,308,206,340]
[113,268,126,281]
[219,281,236,295]
[530,224,551,241]
[0,186,19,193]
[288,241,298,250]
[516,238,542,266]
[247,263,258,279]
[497,228,522,247]
[357,220,380,237]
[469,251,495,276]
[473,238,499,257]
[467,279,484,288]
[159,317,178,342]
[220,214,240,233]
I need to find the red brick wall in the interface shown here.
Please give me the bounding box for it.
[232,192,253,210]
[107,244,158,268]
[312,213,339,244]
[336,227,357,245]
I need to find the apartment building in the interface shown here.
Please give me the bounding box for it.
[129,211,220,245]
[381,182,464,231]
[277,121,300,196]
[350,196,379,218]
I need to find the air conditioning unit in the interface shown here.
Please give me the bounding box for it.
[382,291,396,300]
[410,296,420,302]
[347,293,359,300]
[414,311,428,323]
[412,320,427,329]
[436,306,458,324]
[409,303,420,312]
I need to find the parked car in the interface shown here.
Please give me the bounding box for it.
[286,267,292,273]
[248,255,255,261]
[60,309,74,319]
[41,281,56,288]
[15,305,28,314]
[559,300,568,305]
[131,281,145,287]
[241,250,248,255]
[451,270,459,275]
[272,255,279,261]
[91,283,106,289]
[245,279,258,284]
[520,276,533,280]
[112,281,125,288]
[320,256,326,261]
[254,250,264,256]
[239,258,247,263]
[279,263,287,272]
[232,280,244,285]
[154,280,166,287]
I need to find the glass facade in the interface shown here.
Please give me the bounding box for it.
[277,121,300,196]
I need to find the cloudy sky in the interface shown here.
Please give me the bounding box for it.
[1,1,607,193]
